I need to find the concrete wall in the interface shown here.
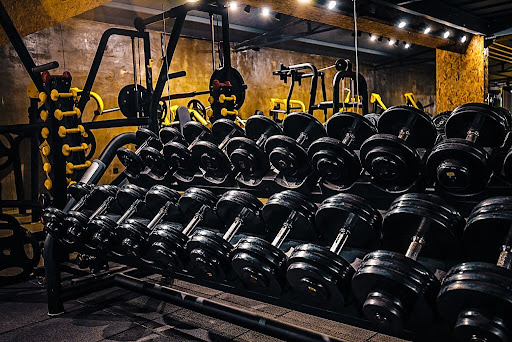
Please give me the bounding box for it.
[0,17,435,200]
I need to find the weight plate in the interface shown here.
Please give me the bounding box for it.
[265,135,311,179]
[282,112,326,147]
[86,215,117,250]
[308,137,361,190]
[211,119,245,144]
[210,67,246,108]
[216,190,264,235]
[136,127,158,142]
[68,183,93,201]
[326,112,377,149]
[227,137,269,183]
[446,103,509,147]
[140,146,169,180]
[433,112,450,135]
[504,148,512,181]
[144,185,180,214]
[286,243,355,305]
[183,121,211,145]
[360,134,422,192]
[192,141,233,184]
[118,84,150,118]
[163,141,197,181]
[116,218,149,256]
[159,127,186,145]
[116,184,147,211]
[178,188,220,228]
[117,147,144,178]
[316,193,382,249]
[144,222,188,272]
[382,193,464,259]
[245,115,282,141]
[426,138,490,196]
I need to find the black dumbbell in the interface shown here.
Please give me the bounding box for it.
[432,111,451,144]
[117,128,162,179]
[163,121,212,182]
[114,187,182,257]
[66,184,146,245]
[186,191,265,281]
[231,191,318,294]
[265,112,326,187]
[438,196,512,342]
[309,112,377,190]
[352,193,464,333]
[360,106,437,192]
[286,193,381,306]
[89,185,180,252]
[426,103,510,195]
[139,127,187,180]
[143,187,220,270]
[226,115,282,186]
[43,182,94,240]
[191,119,245,184]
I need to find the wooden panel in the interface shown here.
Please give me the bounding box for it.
[243,0,448,49]
[0,0,111,46]
[436,36,487,113]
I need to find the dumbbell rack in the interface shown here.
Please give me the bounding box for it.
[44,170,512,342]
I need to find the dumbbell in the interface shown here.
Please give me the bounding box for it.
[309,112,377,190]
[191,119,245,184]
[89,185,180,252]
[351,193,464,333]
[163,121,212,182]
[426,103,510,195]
[360,106,437,192]
[231,191,318,294]
[286,193,381,306]
[432,111,451,144]
[43,182,95,240]
[143,187,220,270]
[66,184,146,245]
[226,115,282,186]
[437,196,512,342]
[265,113,326,186]
[139,127,186,180]
[112,186,182,257]
[117,128,161,179]
[186,191,265,281]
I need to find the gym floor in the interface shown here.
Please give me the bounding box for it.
[0,274,408,342]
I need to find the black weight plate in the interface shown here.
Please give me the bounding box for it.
[286,243,355,305]
[93,185,119,201]
[364,113,380,127]
[144,222,188,271]
[183,121,211,145]
[282,112,326,148]
[378,106,436,148]
[191,141,232,183]
[145,185,180,213]
[308,137,361,190]
[245,115,282,141]
[211,119,245,144]
[139,146,169,180]
[438,262,512,342]
[186,229,233,281]
[216,191,264,235]
[227,137,269,183]
[116,184,147,211]
[116,218,149,256]
[464,197,512,263]
[86,215,117,249]
[265,135,311,179]
[504,148,512,181]
[433,112,450,135]
[446,103,509,147]
[210,67,246,108]
[352,250,439,333]
[316,193,382,249]
[231,236,287,294]
[382,193,464,259]
[426,138,490,196]
[163,141,194,174]
[178,188,220,228]
[118,84,149,118]
[159,127,186,145]
[326,112,377,149]
[360,134,421,192]
[262,191,317,241]
[68,183,93,201]
[136,127,159,142]
[117,147,144,177]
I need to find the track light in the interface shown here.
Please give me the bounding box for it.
[443,30,450,39]
[461,35,467,43]
[327,1,337,10]
[378,36,383,42]
[395,40,400,46]
[388,39,395,46]
[244,5,251,13]
[398,21,407,29]
[405,43,410,49]
[229,2,238,10]
[261,7,270,16]
[423,26,431,34]
[370,34,377,41]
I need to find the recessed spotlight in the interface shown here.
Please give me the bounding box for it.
[327,1,337,10]
[443,30,450,39]
[461,35,467,43]
[389,39,395,46]
[398,21,407,29]
[378,36,383,42]
[405,43,410,49]
[261,7,270,16]
[229,2,238,10]
[423,26,431,34]
[370,34,377,41]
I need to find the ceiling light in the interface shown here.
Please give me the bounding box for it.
[443,30,450,39]
[370,34,377,41]
[398,21,407,29]
[229,2,238,10]
[261,7,270,16]
[298,0,310,3]
[461,35,467,43]
[327,1,337,10]
[389,39,395,46]
[405,43,410,49]
[423,26,431,34]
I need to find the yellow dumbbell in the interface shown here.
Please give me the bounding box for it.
[66,161,92,175]
[50,88,78,102]
[67,179,77,187]
[44,178,53,190]
[40,110,49,122]
[58,125,86,138]
[62,143,88,156]
[39,92,47,103]
[41,127,50,139]
[41,145,51,157]
[220,108,239,117]
[54,108,81,121]
[43,162,52,173]
[219,94,236,104]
